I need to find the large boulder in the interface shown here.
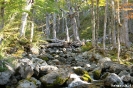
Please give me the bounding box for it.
[17,77,41,88]
[104,73,123,87]
[0,60,15,85]
[0,71,12,85]
[40,68,70,87]
[67,74,90,88]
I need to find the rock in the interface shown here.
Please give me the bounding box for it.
[73,67,87,76]
[118,70,130,77]
[129,65,133,75]
[17,79,37,88]
[19,64,34,79]
[45,53,54,59]
[52,59,61,65]
[67,74,90,88]
[40,68,70,87]
[109,63,128,74]
[30,46,39,55]
[121,75,131,83]
[40,65,58,74]
[85,63,98,71]
[93,67,102,80]
[98,57,111,65]
[94,53,103,60]
[0,71,12,85]
[104,73,123,87]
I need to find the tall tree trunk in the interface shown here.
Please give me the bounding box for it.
[57,14,60,33]
[46,13,50,39]
[121,0,130,47]
[52,13,57,39]
[68,0,80,41]
[111,0,117,48]
[116,0,121,62]
[0,0,5,30]
[20,0,33,37]
[91,0,96,48]
[65,17,70,42]
[62,11,65,33]
[95,0,99,46]
[103,0,108,50]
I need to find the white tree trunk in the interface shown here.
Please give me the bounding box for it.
[46,13,50,39]
[53,13,57,39]
[111,0,117,48]
[116,0,121,62]
[103,0,108,50]
[30,22,34,42]
[65,17,70,42]
[20,0,33,37]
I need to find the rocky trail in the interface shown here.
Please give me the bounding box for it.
[0,40,133,88]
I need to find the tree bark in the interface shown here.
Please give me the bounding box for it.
[45,13,50,39]
[20,0,33,37]
[52,13,57,39]
[103,0,108,50]
[65,17,70,42]
[121,0,130,47]
[91,0,96,48]
[111,0,117,48]
[116,0,121,62]
[0,1,5,30]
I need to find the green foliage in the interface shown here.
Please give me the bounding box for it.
[81,42,93,52]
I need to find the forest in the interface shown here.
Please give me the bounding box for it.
[0,0,133,88]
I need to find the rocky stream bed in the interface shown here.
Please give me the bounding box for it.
[0,40,133,88]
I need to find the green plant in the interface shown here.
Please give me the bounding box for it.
[81,42,93,52]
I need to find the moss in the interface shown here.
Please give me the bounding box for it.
[42,57,49,61]
[81,42,93,52]
[53,76,67,85]
[0,61,8,72]
[73,68,88,75]
[93,69,101,80]
[81,73,92,82]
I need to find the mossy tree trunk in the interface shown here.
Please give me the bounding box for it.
[0,0,5,30]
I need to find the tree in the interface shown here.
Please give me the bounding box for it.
[20,0,34,37]
[111,0,117,48]
[121,0,130,47]
[116,0,121,62]
[103,0,108,50]
[91,0,96,48]
[0,0,5,30]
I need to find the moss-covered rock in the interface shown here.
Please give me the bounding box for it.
[93,67,102,80]
[73,68,88,75]
[81,73,92,82]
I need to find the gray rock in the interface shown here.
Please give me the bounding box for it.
[17,79,37,88]
[19,64,34,79]
[67,74,89,88]
[121,75,131,83]
[118,70,130,77]
[0,71,12,85]
[40,65,58,74]
[40,68,70,85]
[104,73,123,87]
[109,64,128,74]
[98,57,111,65]
[30,46,39,55]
